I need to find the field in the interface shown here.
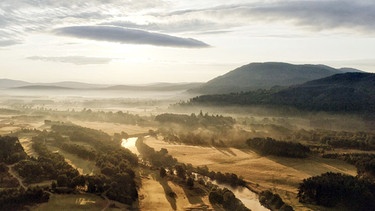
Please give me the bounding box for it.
[31,193,128,211]
[0,102,371,210]
[47,145,99,175]
[144,136,357,210]
[139,168,213,211]
[71,120,155,136]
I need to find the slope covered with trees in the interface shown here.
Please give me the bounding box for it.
[298,172,375,210]
[188,72,375,113]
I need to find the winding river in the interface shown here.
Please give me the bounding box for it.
[121,137,269,211]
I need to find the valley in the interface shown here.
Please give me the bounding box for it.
[1,63,375,211]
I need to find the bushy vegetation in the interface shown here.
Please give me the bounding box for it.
[246,137,310,158]
[74,109,145,125]
[259,190,294,211]
[187,73,375,113]
[288,129,375,150]
[194,165,246,187]
[0,136,27,164]
[60,143,96,160]
[323,153,375,179]
[209,187,250,211]
[0,163,19,188]
[0,136,51,209]
[14,134,80,183]
[298,172,375,210]
[50,124,139,204]
[0,187,50,210]
[136,138,177,167]
[155,112,235,129]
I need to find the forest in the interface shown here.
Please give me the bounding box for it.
[246,137,311,158]
[298,172,375,210]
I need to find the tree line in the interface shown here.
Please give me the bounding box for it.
[287,129,375,150]
[246,137,310,158]
[155,112,235,129]
[298,172,375,210]
[323,153,375,179]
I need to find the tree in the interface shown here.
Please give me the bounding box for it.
[160,167,167,178]
[175,165,186,180]
[56,174,69,187]
[187,177,194,188]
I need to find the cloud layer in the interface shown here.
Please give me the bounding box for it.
[54,26,210,48]
[27,56,112,65]
[1,0,375,48]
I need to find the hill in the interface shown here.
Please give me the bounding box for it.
[105,82,203,91]
[190,62,363,94]
[188,72,375,112]
[1,79,202,92]
[0,79,30,89]
[13,85,74,90]
[273,72,375,111]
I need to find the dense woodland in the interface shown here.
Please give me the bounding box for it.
[50,124,139,204]
[0,136,27,164]
[259,190,294,211]
[1,124,140,207]
[298,172,375,210]
[323,153,375,179]
[0,136,51,209]
[187,73,375,113]
[246,137,311,158]
[155,112,235,129]
[287,129,375,150]
[209,187,250,211]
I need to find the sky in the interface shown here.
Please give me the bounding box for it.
[1,0,375,84]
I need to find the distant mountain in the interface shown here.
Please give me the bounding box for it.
[105,83,203,91]
[0,79,30,89]
[189,72,375,112]
[1,79,202,92]
[190,62,363,94]
[0,79,106,89]
[42,81,108,89]
[13,85,73,90]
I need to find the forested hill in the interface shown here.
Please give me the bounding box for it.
[190,62,362,94]
[188,72,375,113]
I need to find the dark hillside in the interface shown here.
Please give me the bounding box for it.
[189,72,375,113]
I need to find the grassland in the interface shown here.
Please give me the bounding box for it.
[71,120,154,136]
[139,168,213,211]
[144,136,357,210]
[46,145,99,175]
[31,193,128,211]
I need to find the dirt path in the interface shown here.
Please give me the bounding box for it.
[101,192,111,211]
[8,164,27,189]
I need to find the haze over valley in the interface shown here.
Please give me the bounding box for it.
[1,1,375,211]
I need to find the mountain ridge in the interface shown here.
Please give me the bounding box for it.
[190,62,364,94]
[189,72,375,113]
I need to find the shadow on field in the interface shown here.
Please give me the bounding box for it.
[154,173,177,210]
[213,147,237,156]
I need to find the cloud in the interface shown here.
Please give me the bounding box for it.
[1,0,375,48]
[27,56,112,65]
[101,19,230,34]
[54,25,210,48]
[166,1,375,32]
[0,39,20,47]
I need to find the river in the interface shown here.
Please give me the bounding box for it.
[121,137,140,156]
[121,137,268,211]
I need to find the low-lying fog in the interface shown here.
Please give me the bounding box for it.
[0,88,192,100]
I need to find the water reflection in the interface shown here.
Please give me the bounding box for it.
[121,137,139,155]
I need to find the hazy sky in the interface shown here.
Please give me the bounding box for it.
[1,0,375,84]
